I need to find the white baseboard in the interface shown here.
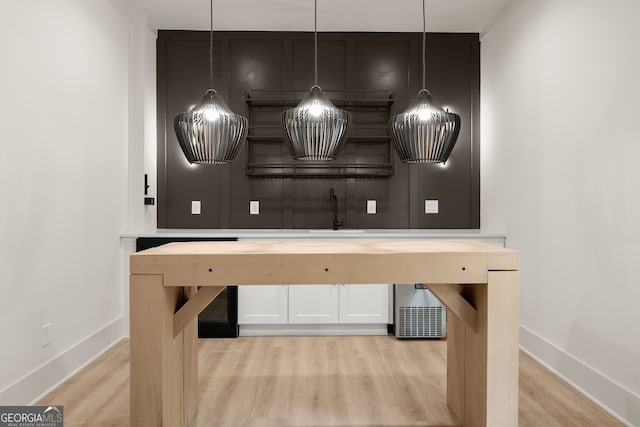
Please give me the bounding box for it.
[240,324,388,336]
[0,317,125,405]
[520,325,640,427]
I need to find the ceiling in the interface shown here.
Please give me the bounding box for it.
[122,0,516,34]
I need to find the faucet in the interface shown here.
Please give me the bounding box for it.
[329,188,344,230]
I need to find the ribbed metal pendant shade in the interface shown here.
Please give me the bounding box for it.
[282,85,351,161]
[389,89,460,164]
[174,89,248,164]
[281,0,351,161]
[389,0,461,164]
[173,0,248,165]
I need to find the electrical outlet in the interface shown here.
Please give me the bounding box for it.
[425,199,439,214]
[191,201,201,215]
[249,200,260,215]
[41,323,51,348]
[366,200,377,214]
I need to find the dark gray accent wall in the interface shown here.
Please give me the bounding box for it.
[157,31,480,229]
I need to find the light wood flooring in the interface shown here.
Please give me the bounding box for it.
[37,336,622,427]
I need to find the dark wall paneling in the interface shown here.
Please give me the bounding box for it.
[227,37,287,228]
[292,38,347,89]
[160,36,223,228]
[157,31,480,229]
[353,38,412,229]
[410,36,480,229]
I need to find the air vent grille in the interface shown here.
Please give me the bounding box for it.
[398,306,446,338]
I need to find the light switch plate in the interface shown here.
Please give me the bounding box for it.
[191,200,201,215]
[367,200,377,214]
[425,199,439,214]
[250,200,260,215]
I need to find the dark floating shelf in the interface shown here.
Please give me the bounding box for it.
[245,163,395,179]
[245,89,393,106]
[246,135,391,143]
[245,98,394,108]
[245,89,395,179]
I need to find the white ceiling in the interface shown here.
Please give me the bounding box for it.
[123,0,516,34]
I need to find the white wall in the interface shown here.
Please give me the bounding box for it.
[122,10,158,334]
[0,0,134,404]
[125,10,158,233]
[481,0,640,424]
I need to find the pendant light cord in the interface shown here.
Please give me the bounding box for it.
[209,0,214,89]
[422,0,426,89]
[314,0,318,86]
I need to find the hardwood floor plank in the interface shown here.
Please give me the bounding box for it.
[37,336,623,427]
[374,338,455,426]
[518,352,620,427]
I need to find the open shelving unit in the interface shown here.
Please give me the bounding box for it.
[244,89,395,178]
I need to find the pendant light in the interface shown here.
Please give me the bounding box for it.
[388,0,461,164]
[281,0,351,161]
[174,0,248,164]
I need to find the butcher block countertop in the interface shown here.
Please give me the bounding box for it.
[130,239,518,286]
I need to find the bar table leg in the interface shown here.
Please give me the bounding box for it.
[446,271,520,426]
[130,274,197,427]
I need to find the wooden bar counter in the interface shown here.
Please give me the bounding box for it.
[129,239,519,427]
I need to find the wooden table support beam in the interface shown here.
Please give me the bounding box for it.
[426,284,478,332]
[173,286,226,337]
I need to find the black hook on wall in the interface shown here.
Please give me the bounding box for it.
[144,174,155,205]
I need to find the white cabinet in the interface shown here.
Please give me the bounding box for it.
[339,284,389,324]
[238,284,390,334]
[288,285,339,323]
[238,285,288,324]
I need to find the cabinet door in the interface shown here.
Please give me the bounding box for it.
[238,285,288,324]
[339,284,389,324]
[288,285,339,324]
